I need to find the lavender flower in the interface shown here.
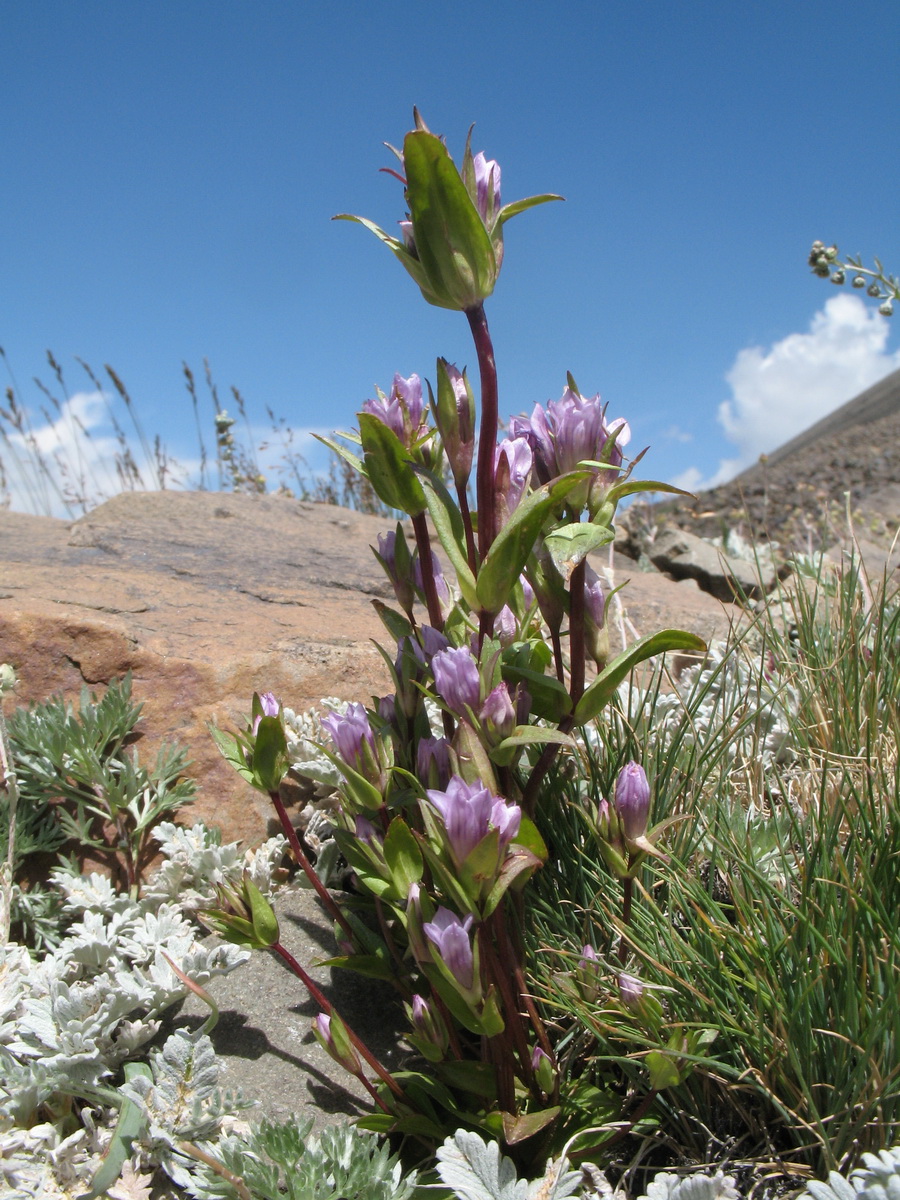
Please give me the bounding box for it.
[361,373,426,448]
[427,775,521,865]
[432,646,481,716]
[417,735,452,790]
[423,906,475,990]
[251,691,280,735]
[322,703,380,782]
[618,972,644,1010]
[512,385,630,512]
[434,358,475,486]
[313,1013,361,1074]
[493,436,533,534]
[479,683,516,743]
[376,528,416,613]
[614,762,651,840]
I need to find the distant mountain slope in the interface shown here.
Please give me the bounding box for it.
[655,366,900,548]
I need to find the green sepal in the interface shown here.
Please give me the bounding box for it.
[515,814,548,862]
[332,214,447,309]
[413,466,478,607]
[481,844,543,918]
[476,471,592,613]
[371,600,414,642]
[252,714,289,794]
[490,724,576,767]
[646,1049,682,1090]
[358,412,426,516]
[81,1061,151,1199]
[543,521,615,582]
[497,193,564,226]
[574,629,708,725]
[244,876,279,946]
[315,742,385,812]
[404,128,497,310]
[384,816,424,895]
[500,1105,561,1145]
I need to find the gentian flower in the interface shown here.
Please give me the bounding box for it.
[362,373,427,449]
[479,683,517,743]
[321,703,382,784]
[423,906,475,990]
[583,563,609,667]
[408,993,450,1055]
[618,972,644,1011]
[336,111,562,312]
[417,735,452,790]
[614,762,651,840]
[512,384,630,513]
[427,775,521,866]
[432,646,481,717]
[251,691,280,735]
[313,1013,361,1074]
[493,436,533,535]
[375,526,416,613]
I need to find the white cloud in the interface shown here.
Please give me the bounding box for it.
[683,295,900,490]
[0,390,199,518]
[0,390,335,517]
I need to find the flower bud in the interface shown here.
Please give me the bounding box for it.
[417,735,452,790]
[614,762,651,840]
[618,972,644,1011]
[407,993,450,1057]
[432,646,481,717]
[313,1012,361,1075]
[879,299,894,317]
[531,1046,556,1095]
[433,359,476,486]
[831,270,846,285]
[852,275,867,289]
[479,683,517,743]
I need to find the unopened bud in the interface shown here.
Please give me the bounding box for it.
[830,270,845,285]
[868,283,882,297]
[852,275,867,289]
[313,1012,361,1075]
[879,300,894,317]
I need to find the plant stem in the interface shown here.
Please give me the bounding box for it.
[456,482,479,575]
[466,303,498,564]
[411,511,445,632]
[618,874,634,966]
[271,939,402,1104]
[269,789,356,944]
[569,559,587,710]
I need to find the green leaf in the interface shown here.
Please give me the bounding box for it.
[371,600,413,642]
[500,663,572,723]
[500,1105,561,1144]
[476,471,592,613]
[414,466,478,607]
[384,817,424,895]
[208,724,255,787]
[605,478,696,506]
[543,521,615,582]
[81,1061,150,1199]
[320,953,398,982]
[481,845,543,918]
[646,1049,683,1090]
[404,129,497,310]
[574,628,707,725]
[490,724,575,767]
[245,876,279,947]
[358,412,426,516]
[312,431,366,476]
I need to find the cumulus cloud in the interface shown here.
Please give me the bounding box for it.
[676,295,900,491]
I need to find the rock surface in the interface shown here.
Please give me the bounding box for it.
[0,489,734,846]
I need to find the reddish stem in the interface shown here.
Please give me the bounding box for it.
[271,939,403,1102]
[466,303,498,565]
[269,790,356,944]
[411,511,445,632]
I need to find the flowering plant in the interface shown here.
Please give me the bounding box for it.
[210,112,705,1165]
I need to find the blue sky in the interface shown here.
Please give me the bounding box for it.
[3,1,899,515]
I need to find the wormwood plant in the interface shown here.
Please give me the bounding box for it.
[208,109,705,1172]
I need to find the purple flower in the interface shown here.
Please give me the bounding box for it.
[479,683,516,742]
[434,359,475,486]
[417,735,452,789]
[408,993,449,1052]
[493,437,533,534]
[322,703,378,776]
[579,944,599,970]
[494,604,518,647]
[583,564,605,628]
[354,815,382,845]
[618,972,644,1010]
[377,694,396,724]
[376,528,416,613]
[427,775,521,865]
[512,386,630,511]
[251,691,280,735]
[413,551,451,611]
[473,151,501,223]
[361,373,426,448]
[432,646,481,716]
[614,762,651,839]
[419,625,450,662]
[313,1013,361,1074]
[423,906,475,990]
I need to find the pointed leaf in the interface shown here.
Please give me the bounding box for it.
[574,629,707,725]
[497,194,565,225]
[358,412,426,515]
[605,478,696,506]
[501,1105,561,1145]
[81,1062,151,1199]
[383,816,424,894]
[414,465,478,607]
[543,521,615,582]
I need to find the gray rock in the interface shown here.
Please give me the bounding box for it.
[649,525,778,602]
